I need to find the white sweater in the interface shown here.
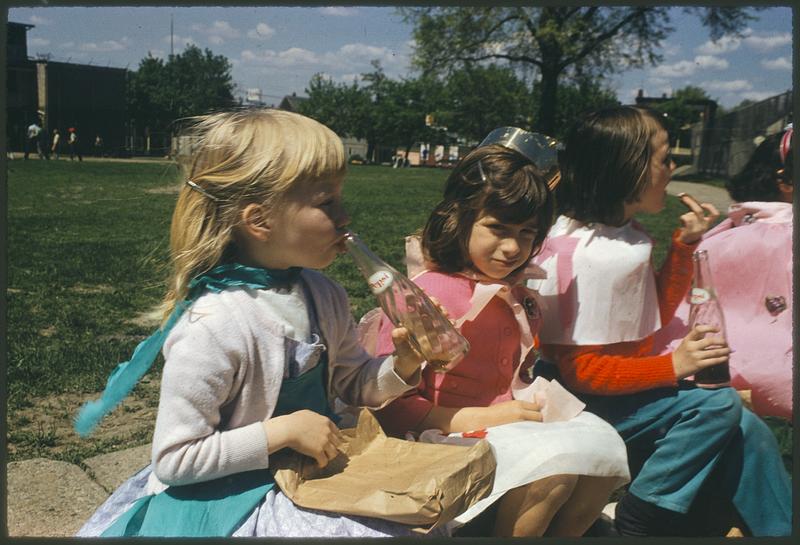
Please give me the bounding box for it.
[148,269,417,489]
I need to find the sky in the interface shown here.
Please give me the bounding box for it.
[7,4,794,110]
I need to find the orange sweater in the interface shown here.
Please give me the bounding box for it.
[544,230,698,396]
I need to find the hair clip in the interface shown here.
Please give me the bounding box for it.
[478,127,563,188]
[186,179,221,202]
[477,160,489,182]
[779,124,793,166]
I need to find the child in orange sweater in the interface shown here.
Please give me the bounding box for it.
[531,106,791,536]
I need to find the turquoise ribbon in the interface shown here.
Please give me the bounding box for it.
[74,263,301,437]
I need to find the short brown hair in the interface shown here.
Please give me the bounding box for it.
[422,144,555,273]
[557,106,667,226]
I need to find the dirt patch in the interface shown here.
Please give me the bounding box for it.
[127,307,163,328]
[144,185,180,195]
[68,284,115,295]
[7,377,160,463]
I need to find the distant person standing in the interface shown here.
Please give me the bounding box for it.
[51,129,61,159]
[25,121,43,159]
[68,127,83,161]
[94,135,104,157]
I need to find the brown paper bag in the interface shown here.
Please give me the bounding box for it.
[271,409,496,532]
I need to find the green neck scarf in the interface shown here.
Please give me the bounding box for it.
[75,263,302,437]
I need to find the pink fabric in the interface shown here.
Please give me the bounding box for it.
[374,271,540,436]
[535,235,580,330]
[653,202,793,419]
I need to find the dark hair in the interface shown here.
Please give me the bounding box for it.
[726,131,793,203]
[422,144,555,274]
[557,106,667,226]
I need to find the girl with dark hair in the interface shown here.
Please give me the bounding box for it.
[372,130,631,537]
[656,126,793,419]
[531,106,791,536]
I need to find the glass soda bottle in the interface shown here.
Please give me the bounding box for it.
[688,249,731,388]
[343,232,470,372]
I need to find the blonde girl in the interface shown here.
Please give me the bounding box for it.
[74,109,445,537]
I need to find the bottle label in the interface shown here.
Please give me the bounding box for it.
[690,288,710,305]
[368,270,393,294]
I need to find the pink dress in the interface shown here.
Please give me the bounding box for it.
[653,202,793,419]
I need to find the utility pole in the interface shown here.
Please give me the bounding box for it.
[170,13,174,57]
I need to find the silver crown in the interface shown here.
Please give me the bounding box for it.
[479,127,562,183]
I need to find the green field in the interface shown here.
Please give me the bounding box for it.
[5,159,791,469]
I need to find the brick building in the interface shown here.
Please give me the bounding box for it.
[6,21,128,156]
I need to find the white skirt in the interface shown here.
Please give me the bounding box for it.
[450,411,630,524]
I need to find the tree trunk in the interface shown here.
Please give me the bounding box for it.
[536,65,559,136]
[367,140,376,163]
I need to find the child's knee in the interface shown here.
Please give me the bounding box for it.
[529,474,579,506]
[694,387,743,430]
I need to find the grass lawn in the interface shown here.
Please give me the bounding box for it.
[5,160,791,470]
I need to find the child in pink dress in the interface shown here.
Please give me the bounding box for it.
[372,129,630,537]
[654,127,793,419]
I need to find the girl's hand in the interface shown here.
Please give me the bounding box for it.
[422,399,543,435]
[263,410,343,468]
[391,296,455,381]
[677,192,720,244]
[672,325,731,379]
[391,326,425,382]
[474,400,543,428]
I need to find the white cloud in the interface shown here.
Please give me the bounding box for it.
[652,55,728,78]
[740,90,780,102]
[78,37,130,53]
[744,32,791,52]
[761,56,792,71]
[700,79,752,92]
[338,73,361,83]
[60,41,75,49]
[662,42,681,58]
[695,34,741,56]
[247,23,275,40]
[694,55,729,70]
[163,34,197,48]
[319,7,359,17]
[30,15,52,25]
[190,20,240,45]
[241,47,320,67]
[29,37,50,47]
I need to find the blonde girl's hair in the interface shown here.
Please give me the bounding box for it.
[556,106,667,226]
[160,108,346,321]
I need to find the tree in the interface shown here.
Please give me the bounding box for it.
[648,85,714,145]
[400,6,756,135]
[440,64,533,143]
[531,78,620,140]
[127,45,235,135]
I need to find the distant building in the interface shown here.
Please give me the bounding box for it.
[277,92,370,162]
[6,21,128,156]
[278,92,308,113]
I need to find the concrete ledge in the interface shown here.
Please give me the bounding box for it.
[84,443,151,493]
[7,458,110,537]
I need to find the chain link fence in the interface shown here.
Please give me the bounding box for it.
[692,90,792,178]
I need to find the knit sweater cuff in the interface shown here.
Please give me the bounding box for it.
[226,421,270,471]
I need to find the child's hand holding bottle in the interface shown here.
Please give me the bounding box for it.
[671,324,731,380]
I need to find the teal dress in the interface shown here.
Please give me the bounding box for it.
[102,355,335,537]
[101,278,337,537]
